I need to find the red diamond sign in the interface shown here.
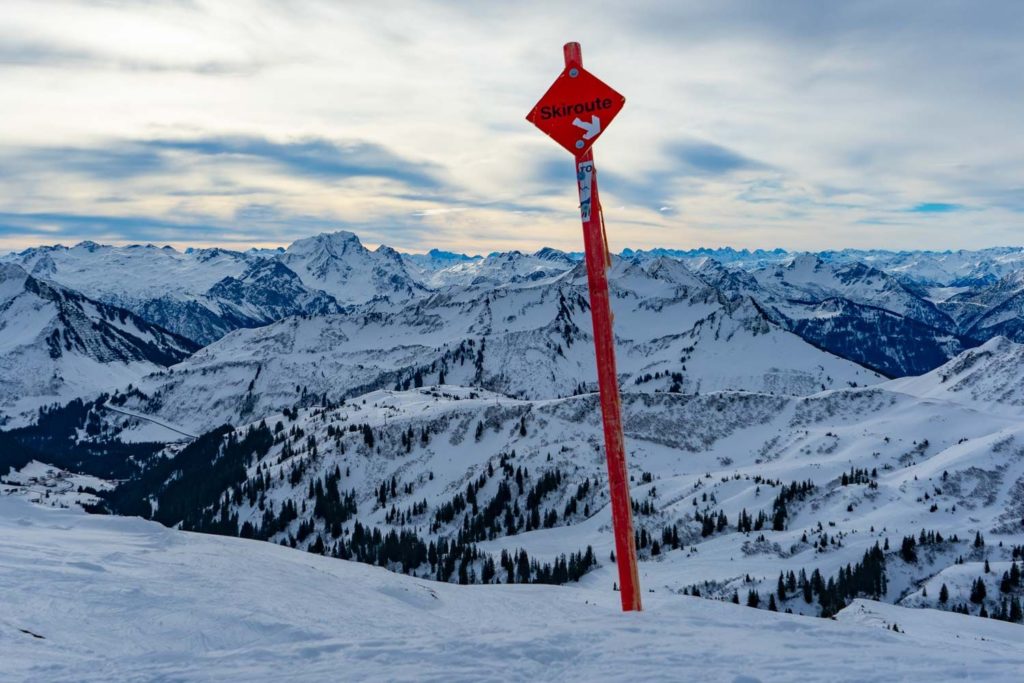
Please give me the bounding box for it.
[526,62,625,158]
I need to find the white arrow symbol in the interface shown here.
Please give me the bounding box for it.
[572,116,601,140]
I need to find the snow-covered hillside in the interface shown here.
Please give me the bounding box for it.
[941,271,1024,344]
[0,263,196,426]
[6,242,254,343]
[743,255,976,376]
[2,233,419,344]
[3,497,1022,682]
[412,247,577,290]
[102,341,1024,626]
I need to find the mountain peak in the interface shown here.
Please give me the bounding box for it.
[425,248,476,262]
[74,240,103,252]
[533,247,573,263]
[784,253,824,271]
[286,231,366,258]
[375,244,403,262]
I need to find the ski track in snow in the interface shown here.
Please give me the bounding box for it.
[2,497,1023,683]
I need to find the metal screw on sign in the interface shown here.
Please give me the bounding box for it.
[524,42,641,613]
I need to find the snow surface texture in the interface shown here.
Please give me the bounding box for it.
[2,497,1022,683]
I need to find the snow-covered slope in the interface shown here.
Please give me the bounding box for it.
[4,242,318,344]
[740,255,977,376]
[202,259,341,328]
[0,264,197,425]
[941,271,1024,344]
[7,235,1021,360]
[8,241,255,305]
[886,336,1024,409]
[104,339,1024,622]
[0,460,111,509]
[2,497,1021,682]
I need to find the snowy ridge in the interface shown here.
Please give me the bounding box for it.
[753,255,955,329]
[886,336,1024,408]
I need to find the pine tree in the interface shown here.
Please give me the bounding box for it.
[900,535,917,563]
[939,583,949,605]
[768,594,778,611]
[970,577,987,604]
[747,590,761,608]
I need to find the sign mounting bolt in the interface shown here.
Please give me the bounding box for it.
[569,68,579,77]
[575,140,584,149]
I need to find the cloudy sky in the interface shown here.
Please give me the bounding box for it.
[1,1,1022,254]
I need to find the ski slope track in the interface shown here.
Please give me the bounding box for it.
[2,497,1022,683]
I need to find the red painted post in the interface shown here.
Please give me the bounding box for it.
[564,41,643,612]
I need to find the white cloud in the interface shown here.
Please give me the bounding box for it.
[0,0,1021,253]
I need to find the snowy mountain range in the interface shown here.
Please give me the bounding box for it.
[3,230,1024,676]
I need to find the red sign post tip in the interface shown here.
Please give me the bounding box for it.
[563,41,582,66]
